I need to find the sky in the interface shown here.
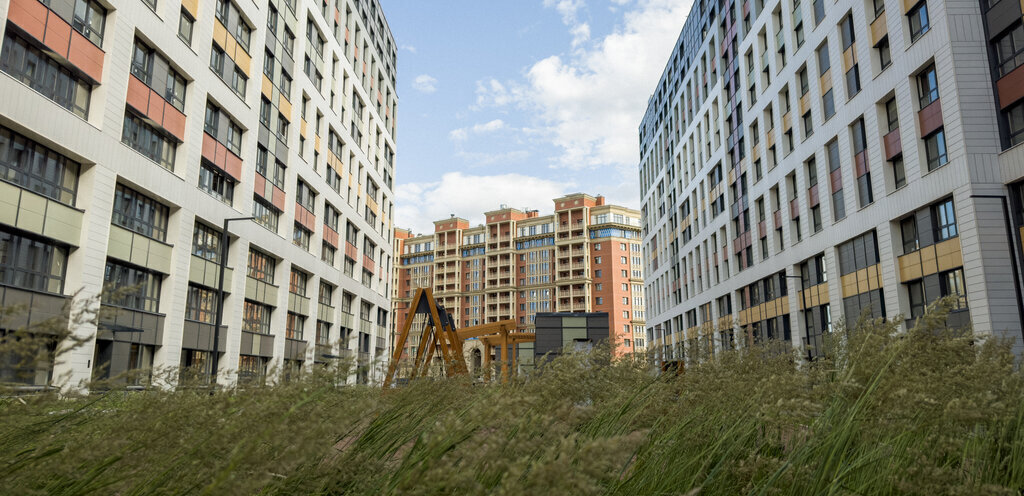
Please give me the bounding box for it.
[378,0,693,235]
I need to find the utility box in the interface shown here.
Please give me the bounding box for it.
[522,312,609,372]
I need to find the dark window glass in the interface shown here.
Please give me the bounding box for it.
[289,269,308,295]
[908,2,930,42]
[253,197,280,232]
[103,260,161,312]
[0,125,79,205]
[122,112,176,170]
[917,64,939,109]
[243,301,272,334]
[933,199,957,241]
[908,281,925,318]
[112,184,169,240]
[925,129,948,171]
[247,248,275,282]
[1005,99,1024,148]
[178,9,194,45]
[901,216,919,254]
[192,222,222,263]
[885,98,899,132]
[286,312,305,340]
[0,32,91,118]
[940,268,967,309]
[184,284,218,323]
[71,0,106,46]
[198,162,234,205]
[993,23,1024,77]
[0,227,68,294]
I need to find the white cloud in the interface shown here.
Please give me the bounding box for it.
[479,0,692,171]
[395,172,574,235]
[449,119,508,142]
[412,74,438,93]
[545,0,591,47]
[400,44,417,53]
[473,119,506,133]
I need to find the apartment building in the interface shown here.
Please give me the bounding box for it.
[0,0,397,389]
[392,194,647,362]
[639,0,1024,363]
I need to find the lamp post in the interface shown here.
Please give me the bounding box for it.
[210,216,255,384]
[784,274,809,359]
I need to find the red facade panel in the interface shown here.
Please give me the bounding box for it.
[830,168,843,192]
[271,185,286,210]
[67,30,103,82]
[883,128,902,160]
[918,99,943,137]
[43,15,72,55]
[125,75,150,114]
[294,203,316,231]
[161,103,186,141]
[997,65,1024,109]
[323,226,339,247]
[854,150,869,177]
[7,0,47,42]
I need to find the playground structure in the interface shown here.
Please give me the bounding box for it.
[384,288,535,387]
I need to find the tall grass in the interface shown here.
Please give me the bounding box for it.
[1,302,1022,495]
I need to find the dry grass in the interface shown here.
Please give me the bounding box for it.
[1,300,1023,495]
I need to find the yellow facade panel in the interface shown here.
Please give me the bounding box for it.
[181,0,198,17]
[920,245,938,277]
[234,48,251,75]
[300,118,308,138]
[261,75,273,99]
[212,20,228,50]
[278,94,292,119]
[842,44,856,72]
[870,11,887,46]
[898,252,922,282]
[819,70,832,94]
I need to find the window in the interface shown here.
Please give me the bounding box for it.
[253,197,280,231]
[908,280,926,319]
[932,199,957,241]
[279,71,292,96]
[319,282,333,305]
[286,312,305,340]
[243,301,272,334]
[260,98,272,127]
[277,113,289,140]
[296,180,316,211]
[142,0,157,12]
[192,222,222,263]
[267,4,279,31]
[283,28,295,56]
[71,0,107,46]
[892,158,906,189]
[917,65,939,109]
[215,0,229,22]
[263,49,275,77]
[993,23,1024,77]
[293,224,311,249]
[210,46,225,73]
[247,248,275,282]
[0,125,80,205]
[103,260,161,312]
[185,284,218,323]
[940,268,967,309]
[851,118,873,207]
[924,129,948,171]
[0,227,68,294]
[0,32,91,118]
[122,112,176,170]
[878,37,891,70]
[900,216,919,253]
[817,42,830,75]
[885,98,899,132]
[227,121,242,156]
[231,67,247,98]
[822,89,835,119]
[325,204,340,231]
[235,22,252,52]
[813,0,825,24]
[1007,100,1024,148]
[908,2,930,42]
[289,269,308,295]
[112,184,169,241]
[322,242,336,265]
[198,162,235,205]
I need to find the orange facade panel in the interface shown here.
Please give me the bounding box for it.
[324,225,339,248]
[294,203,316,231]
[202,132,243,181]
[8,0,104,83]
[918,99,943,137]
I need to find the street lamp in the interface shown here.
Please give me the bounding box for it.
[211,216,255,384]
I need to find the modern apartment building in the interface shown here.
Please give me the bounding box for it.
[392,194,647,362]
[639,0,1024,363]
[0,0,397,389]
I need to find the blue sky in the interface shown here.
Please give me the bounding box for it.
[378,0,693,235]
